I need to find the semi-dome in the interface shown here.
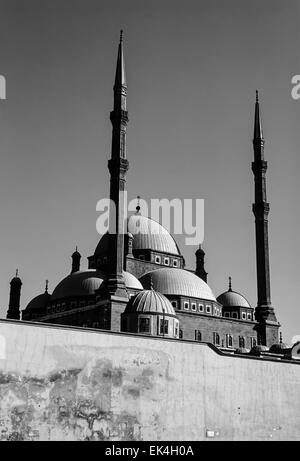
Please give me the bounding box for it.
[139,268,216,301]
[94,215,181,257]
[25,291,51,311]
[52,270,105,301]
[52,270,142,301]
[125,289,176,316]
[217,290,251,308]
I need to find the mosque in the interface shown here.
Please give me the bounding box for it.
[5,32,287,355]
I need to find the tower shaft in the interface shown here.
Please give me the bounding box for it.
[106,31,129,298]
[252,92,278,345]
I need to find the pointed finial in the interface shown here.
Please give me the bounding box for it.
[256,89,259,103]
[75,245,78,252]
[15,269,18,277]
[136,196,141,214]
[120,29,123,43]
[280,332,283,344]
[228,276,232,292]
[45,279,49,293]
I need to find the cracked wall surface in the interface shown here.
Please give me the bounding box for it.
[0,320,300,441]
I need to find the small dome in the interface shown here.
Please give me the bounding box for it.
[250,345,269,355]
[217,290,251,308]
[269,343,290,354]
[235,348,250,354]
[52,270,142,301]
[25,292,51,310]
[94,215,181,258]
[125,290,176,316]
[140,268,216,301]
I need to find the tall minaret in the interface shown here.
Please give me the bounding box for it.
[252,91,279,345]
[6,270,22,320]
[105,30,129,301]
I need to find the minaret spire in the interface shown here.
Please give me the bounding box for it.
[105,31,129,304]
[195,244,208,283]
[6,271,22,320]
[251,91,279,345]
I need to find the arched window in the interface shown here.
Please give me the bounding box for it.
[239,336,245,348]
[195,330,202,342]
[226,334,233,348]
[213,332,220,346]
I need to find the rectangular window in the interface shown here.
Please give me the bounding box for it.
[232,312,238,319]
[184,301,189,310]
[206,305,211,314]
[171,300,178,309]
[224,312,230,318]
[179,329,183,339]
[139,317,150,333]
[155,255,161,264]
[164,257,170,266]
[241,312,246,320]
[160,319,168,335]
[174,321,179,337]
[198,304,204,312]
[173,260,178,267]
[247,313,252,321]
[191,303,197,311]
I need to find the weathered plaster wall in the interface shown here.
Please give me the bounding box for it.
[0,319,299,441]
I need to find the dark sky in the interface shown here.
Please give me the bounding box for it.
[0,0,299,343]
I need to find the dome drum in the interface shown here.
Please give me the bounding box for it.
[121,289,179,338]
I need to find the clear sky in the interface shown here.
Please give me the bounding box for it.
[0,0,299,343]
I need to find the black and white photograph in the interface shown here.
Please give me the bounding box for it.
[0,0,299,444]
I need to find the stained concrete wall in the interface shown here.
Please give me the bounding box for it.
[0,319,299,441]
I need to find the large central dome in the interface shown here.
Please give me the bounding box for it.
[94,215,181,257]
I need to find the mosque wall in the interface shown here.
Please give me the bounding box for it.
[177,312,259,347]
[0,319,299,441]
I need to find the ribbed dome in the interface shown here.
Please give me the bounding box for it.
[94,215,181,257]
[25,292,51,310]
[217,290,251,308]
[125,290,176,316]
[52,270,142,301]
[140,268,216,301]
